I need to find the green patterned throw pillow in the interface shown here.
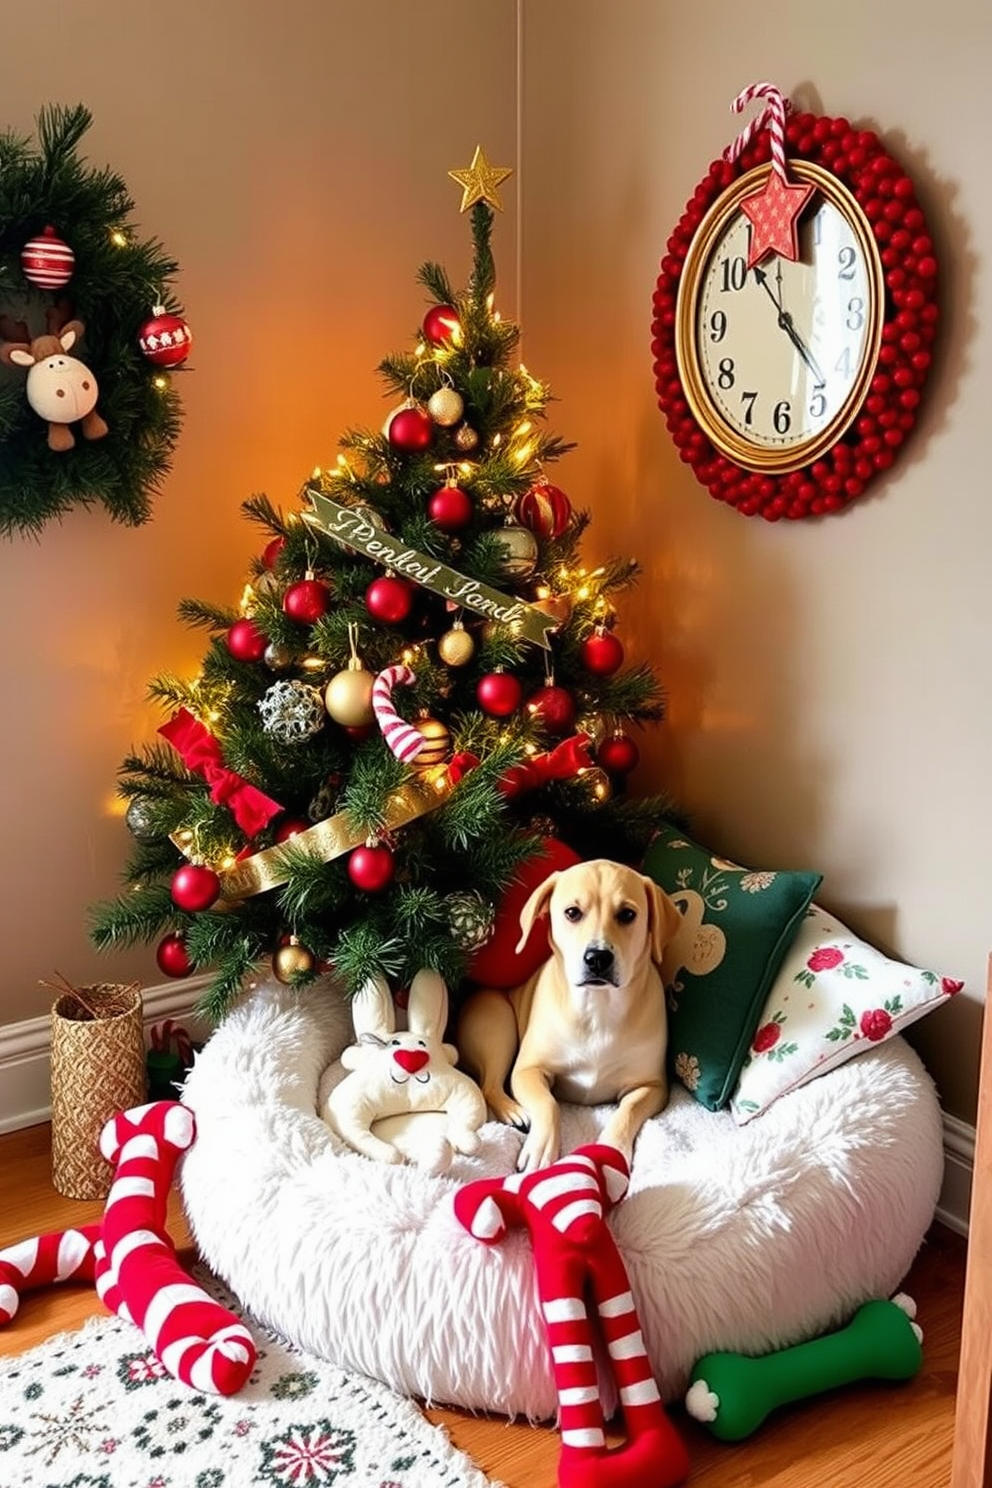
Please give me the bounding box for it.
[642,823,822,1110]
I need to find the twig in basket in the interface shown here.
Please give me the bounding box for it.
[39,971,101,1020]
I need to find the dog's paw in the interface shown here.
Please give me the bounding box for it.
[517,1127,561,1174]
[488,1092,530,1132]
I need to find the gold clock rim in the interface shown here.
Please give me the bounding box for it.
[675,160,885,475]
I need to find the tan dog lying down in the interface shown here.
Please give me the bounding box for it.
[457,858,682,1174]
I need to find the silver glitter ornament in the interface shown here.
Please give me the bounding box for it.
[125,795,159,842]
[264,641,294,671]
[493,523,539,579]
[258,679,326,745]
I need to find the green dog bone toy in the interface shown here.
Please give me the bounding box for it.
[684,1294,923,1441]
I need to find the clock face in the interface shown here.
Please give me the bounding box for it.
[676,162,884,473]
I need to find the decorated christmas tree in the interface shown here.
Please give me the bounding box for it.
[91,148,675,1020]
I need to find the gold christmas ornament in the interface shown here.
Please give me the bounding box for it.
[413,716,451,767]
[580,766,612,803]
[438,620,475,667]
[494,523,539,579]
[273,938,315,983]
[454,423,479,451]
[448,145,513,213]
[427,386,465,427]
[576,712,608,750]
[324,622,376,726]
[264,641,294,671]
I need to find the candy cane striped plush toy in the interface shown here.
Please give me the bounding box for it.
[0,1101,255,1397]
[454,1144,689,1488]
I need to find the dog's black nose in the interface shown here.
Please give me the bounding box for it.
[583,946,614,977]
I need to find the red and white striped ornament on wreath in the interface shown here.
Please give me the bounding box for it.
[372,664,426,764]
[21,225,75,288]
[516,479,573,539]
[138,303,193,367]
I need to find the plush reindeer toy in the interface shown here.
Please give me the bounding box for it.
[1,307,108,452]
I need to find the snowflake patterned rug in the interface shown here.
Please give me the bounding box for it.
[0,1292,499,1488]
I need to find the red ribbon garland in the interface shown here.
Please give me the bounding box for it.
[448,733,593,797]
[159,708,283,837]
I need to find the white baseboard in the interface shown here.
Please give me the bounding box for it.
[0,1000,977,1236]
[0,976,212,1136]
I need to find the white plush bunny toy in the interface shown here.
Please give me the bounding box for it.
[323,969,487,1176]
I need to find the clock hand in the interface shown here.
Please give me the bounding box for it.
[753,266,826,384]
[752,264,782,311]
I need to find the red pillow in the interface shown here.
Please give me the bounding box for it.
[467,838,581,989]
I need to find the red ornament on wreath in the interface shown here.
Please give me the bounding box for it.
[226,617,269,663]
[598,731,640,776]
[138,303,193,368]
[348,842,395,893]
[580,628,624,676]
[526,684,577,737]
[283,573,330,624]
[477,670,523,717]
[385,402,434,452]
[516,480,573,539]
[652,83,938,520]
[422,303,461,347]
[427,482,473,532]
[21,225,75,288]
[156,931,193,979]
[366,574,414,624]
[170,862,220,913]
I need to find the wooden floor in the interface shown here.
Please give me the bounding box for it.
[0,1123,966,1487]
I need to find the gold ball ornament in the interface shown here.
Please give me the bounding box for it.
[324,658,376,726]
[576,712,608,749]
[454,423,479,451]
[413,717,451,766]
[427,386,465,427]
[494,523,539,579]
[273,938,316,983]
[264,641,294,671]
[580,766,613,803]
[437,621,475,667]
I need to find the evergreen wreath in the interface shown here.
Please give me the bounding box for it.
[0,104,185,537]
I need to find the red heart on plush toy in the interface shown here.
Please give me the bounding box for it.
[467,837,582,990]
[394,1049,430,1075]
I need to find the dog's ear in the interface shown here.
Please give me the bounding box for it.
[515,872,559,953]
[643,877,683,965]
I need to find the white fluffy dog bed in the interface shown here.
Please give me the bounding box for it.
[179,977,944,1419]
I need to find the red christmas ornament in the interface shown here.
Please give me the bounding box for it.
[427,483,473,532]
[156,932,193,979]
[516,481,573,539]
[262,536,285,569]
[274,816,310,843]
[597,732,640,775]
[225,617,269,663]
[580,630,625,676]
[526,685,576,736]
[21,225,75,288]
[170,862,220,913]
[138,303,193,367]
[283,575,330,624]
[477,671,523,717]
[366,574,413,624]
[386,404,434,452]
[344,723,377,742]
[468,838,582,989]
[422,303,461,347]
[348,842,395,893]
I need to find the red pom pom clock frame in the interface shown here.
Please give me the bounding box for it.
[652,107,939,520]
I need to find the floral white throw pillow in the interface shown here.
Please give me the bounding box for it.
[729,904,963,1124]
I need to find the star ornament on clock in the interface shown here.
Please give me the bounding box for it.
[741,167,816,268]
[448,145,513,213]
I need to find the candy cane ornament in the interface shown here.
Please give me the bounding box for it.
[0,1101,256,1398]
[372,664,425,764]
[455,1144,689,1488]
[724,81,813,268]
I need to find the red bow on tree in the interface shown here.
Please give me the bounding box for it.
[448,734,593,797]
[159,708,283,837]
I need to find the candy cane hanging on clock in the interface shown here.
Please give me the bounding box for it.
[652,83,939,519]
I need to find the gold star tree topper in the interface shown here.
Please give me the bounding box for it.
[448,145,513,213]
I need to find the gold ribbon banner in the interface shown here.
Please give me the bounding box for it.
[172,767,454,901]
[302,487,558,651]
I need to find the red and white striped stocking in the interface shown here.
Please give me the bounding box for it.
[455,1144,689,1488]
[0,1225,99,1324]
[93,1101,256,1395]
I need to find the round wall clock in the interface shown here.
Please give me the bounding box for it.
[653,103,939,520]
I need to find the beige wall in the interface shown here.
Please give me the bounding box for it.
[520,0,992,1121]
[0,1,518,1022]
[3,1,988,1126]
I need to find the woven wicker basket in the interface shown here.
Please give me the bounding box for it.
[50,983,147,1199]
